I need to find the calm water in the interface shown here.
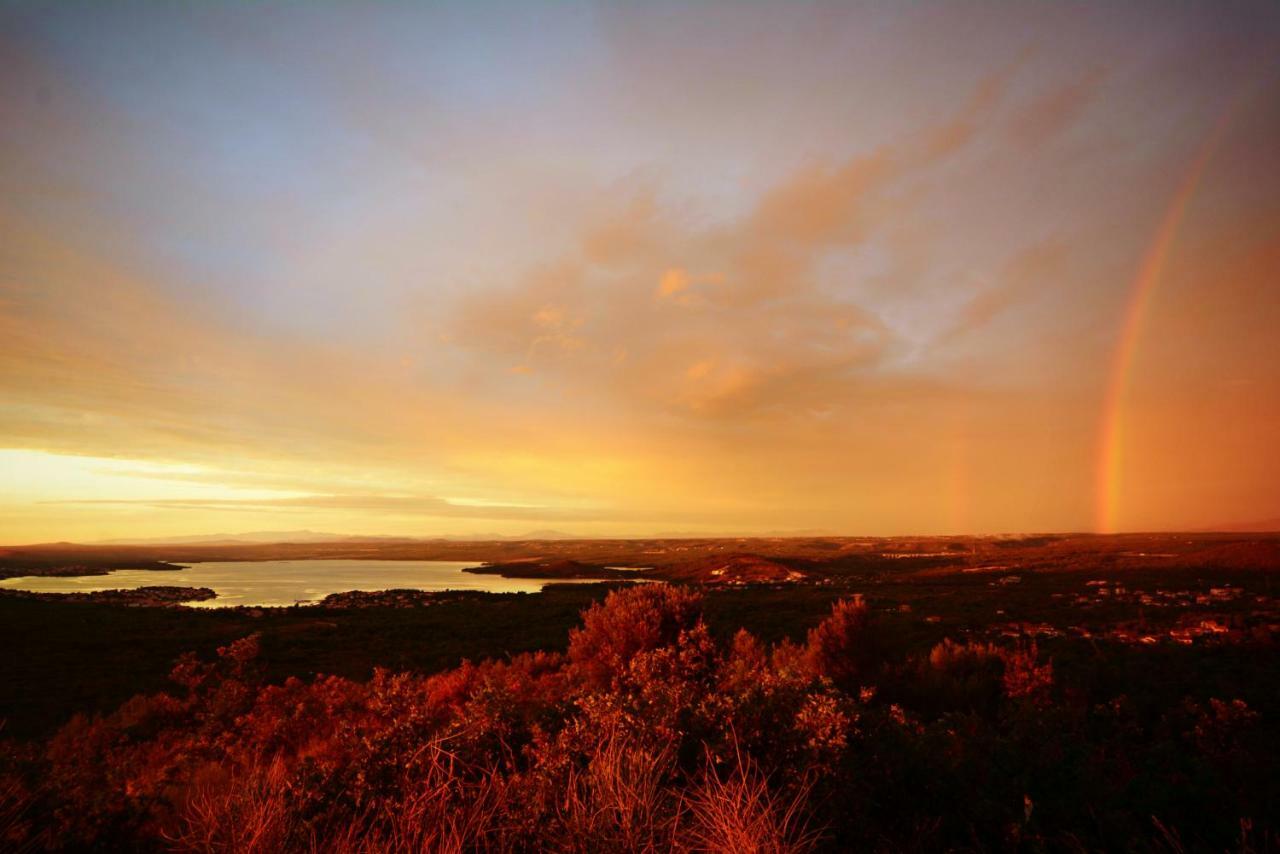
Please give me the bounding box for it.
[0,559,609,608]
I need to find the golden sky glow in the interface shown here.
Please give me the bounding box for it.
[2,2,1279,542]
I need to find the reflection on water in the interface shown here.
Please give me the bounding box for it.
[0,559,610,608]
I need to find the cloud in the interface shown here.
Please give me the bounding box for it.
[1009,68,1107,149]
[657,268,691,299]
[939,241,1067,344]
[921,65,1013,160]
[453,74,1011,419]
[45,493,613,521]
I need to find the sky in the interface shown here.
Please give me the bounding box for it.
[1,1,1279,543]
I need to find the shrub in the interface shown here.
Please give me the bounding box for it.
[804,596,880,688]
[923,639,1005,713]
[568,585,704,688]
[998,642,1053,707]
[16,579,1272,852]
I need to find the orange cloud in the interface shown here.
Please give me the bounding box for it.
[940,241,1067,344]
[1009,68,1108,148]
[454,75,1018,419]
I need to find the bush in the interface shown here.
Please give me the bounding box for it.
[5,584,1273,852]
[804,596,880,689]
[568,585,704,688]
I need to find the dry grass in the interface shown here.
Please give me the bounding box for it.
[169,758,294,854]
[558,730,677,852]
[326,735,511,854]
[679,743,821,854]
[0,775,35,852]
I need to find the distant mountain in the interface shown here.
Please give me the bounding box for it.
[1196,517,1280,533]
[92,528,845,546]
[415,530,583,541]
[93,529,586,546]
[508,529,580,540]
[649,529,835,539]
[95,530,419,546]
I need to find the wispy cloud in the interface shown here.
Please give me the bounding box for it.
[45,494,611,522]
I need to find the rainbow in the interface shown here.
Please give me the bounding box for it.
[1093,108,1237,534]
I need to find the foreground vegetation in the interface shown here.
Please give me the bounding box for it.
[1,577,1276,852]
